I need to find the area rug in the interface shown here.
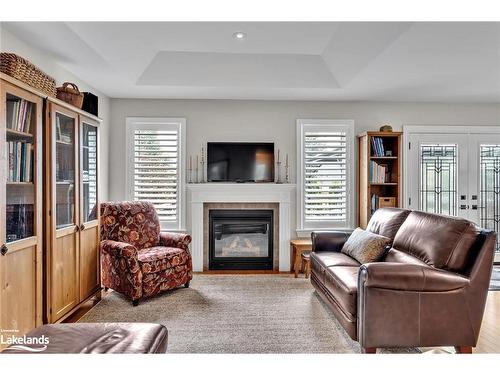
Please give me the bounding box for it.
[80,274,418,353]
[490,266,500,291]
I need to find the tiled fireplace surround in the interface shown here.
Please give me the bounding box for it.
[203,203,280,271]
[187,184,296,272]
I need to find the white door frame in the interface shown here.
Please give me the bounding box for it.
[403,125,500,210]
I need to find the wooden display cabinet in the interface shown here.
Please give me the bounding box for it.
[44,98,101,323]
[0,76,43,345]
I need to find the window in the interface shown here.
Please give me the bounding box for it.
[296,119,354,231]
[126,118,186,230]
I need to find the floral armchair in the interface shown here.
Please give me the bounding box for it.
[100,201,192,306]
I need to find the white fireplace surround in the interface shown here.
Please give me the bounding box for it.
[187,183,296,272]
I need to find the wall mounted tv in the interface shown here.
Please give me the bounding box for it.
[207,142,275,183]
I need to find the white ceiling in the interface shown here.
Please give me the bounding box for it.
[3,22,500,102]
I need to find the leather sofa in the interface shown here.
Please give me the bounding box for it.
[310,208,496,353]
[2,323,168,354]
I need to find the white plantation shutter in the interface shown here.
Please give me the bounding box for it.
[304,131,347,221]
[133,129,178,222]
[297,120,354,229]
[127,118,185,229]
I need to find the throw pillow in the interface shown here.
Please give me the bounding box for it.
[341,227,391,264]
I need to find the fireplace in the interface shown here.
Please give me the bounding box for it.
[209,209,273,270]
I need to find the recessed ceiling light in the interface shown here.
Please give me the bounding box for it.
[233,31,246,40]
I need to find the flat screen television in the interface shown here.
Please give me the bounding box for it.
[207,142,274,182]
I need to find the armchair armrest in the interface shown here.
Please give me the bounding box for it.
[159,232,192,250]
[100,239,138,260]
[100,239,142,301]
[359,262,469,292]
[311,230,351,252]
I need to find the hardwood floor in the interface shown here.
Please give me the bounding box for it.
[66,278,500,353]
[474,291,500,353]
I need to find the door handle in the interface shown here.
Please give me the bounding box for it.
[80,224,86,231]
[1,244,8,256]
[75,226,80,232]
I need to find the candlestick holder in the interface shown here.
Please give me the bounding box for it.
[188,167,193,183]
[285,164,289,184]
[200,148,205,183]
[200,161,205,183]
[276,161,283,184]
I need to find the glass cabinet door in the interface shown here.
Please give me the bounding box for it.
[81,122,98,223]
[55,112,77,229]
[4,92,37,242]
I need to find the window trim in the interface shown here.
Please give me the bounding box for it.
[125,117,186,231]
[296,119,355,232]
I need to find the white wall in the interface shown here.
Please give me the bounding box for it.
[0,26,111,200]
[109,98,500,202]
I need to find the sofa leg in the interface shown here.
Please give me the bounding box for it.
[132,299,139,306]
[362,347,377,354]
[104,287,109,292]
[185,281,190,288]
[455,346,472,354]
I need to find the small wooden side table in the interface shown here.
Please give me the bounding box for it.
[301,253,311,279]
[290,238,312,278]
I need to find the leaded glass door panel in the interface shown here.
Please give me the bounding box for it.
[407,134,469,219]
[407,130,500,263]
[468,134,500,262]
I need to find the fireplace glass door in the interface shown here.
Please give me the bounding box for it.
[209,210,273,270]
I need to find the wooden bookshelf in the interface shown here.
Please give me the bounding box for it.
[1,77,43,348]
[358,131,402,228]
[44,100,101,323]
[1,73,102,337]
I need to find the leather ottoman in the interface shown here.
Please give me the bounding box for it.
[2,323,168,354]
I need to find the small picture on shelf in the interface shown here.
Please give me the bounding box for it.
[385,150,393,157]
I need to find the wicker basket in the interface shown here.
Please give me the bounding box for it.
[0,53,57,97]
[57,82,84,109]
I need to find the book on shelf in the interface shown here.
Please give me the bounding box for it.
[6,98,33,134]
[7,141,33,182]
[369,160,390,183]
[371,137,385,157]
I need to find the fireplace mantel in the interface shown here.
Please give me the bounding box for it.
[187,183,296,272]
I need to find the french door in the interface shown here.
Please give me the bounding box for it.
[405,127,500,262]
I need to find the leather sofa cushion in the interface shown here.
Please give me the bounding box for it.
[384,248,429,266]
[341,228,391,263]
[2,323,168,354]
[366,208,411,239]
[393,211,478,271]
[324,266,359,318]
[311,251,360,269]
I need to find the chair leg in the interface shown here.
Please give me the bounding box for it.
[362,347,377,354]
[132,299,139,306]
[104,287,109,292]
[455,346,472,354]
[185,281,190,288]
